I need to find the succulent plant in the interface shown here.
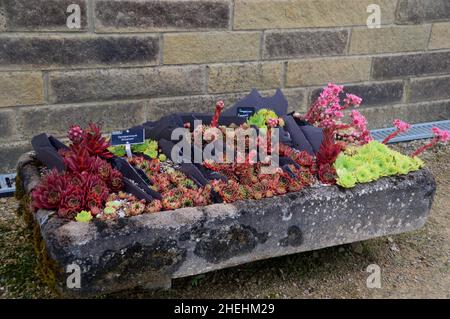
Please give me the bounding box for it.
[58,185,85,219]
[318,163,336,184]
[131,139,160,159]
[31,169,69,210]
[108,145,127,157]
[75,210,93,222]
[334,141,425,188]
[109,169,124,192]
[106,200,121,208]
[146,200,163,213]
[85,193,103,211]
[32,123,125,220]
[354,167,373,183]
[81,123,113,159]
[82,173,109,202]
[336,172,357,188]
[68,125,83,144]
[246,109,281,129]
[104,206,117,215]
[278,144,315,171]
[316,128,343,184]
[126,200,147,216]
[62,147,95,173]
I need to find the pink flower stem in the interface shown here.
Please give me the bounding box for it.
[382,130,400,144]
[411,138,438,157]
[211,105,223,127]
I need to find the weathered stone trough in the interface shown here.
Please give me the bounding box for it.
[16,152,436,297]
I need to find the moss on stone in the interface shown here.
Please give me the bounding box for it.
[32,220,61,295]
[17,193,62,295]
[14,171,25,203]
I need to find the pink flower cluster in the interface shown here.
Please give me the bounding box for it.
[393,119,411,133]
[303,83,370,144]
[350,110,372,144]
[412,127,450,157]
[432,127,450,143]
[344,94,362,106]
[382,119,412,144]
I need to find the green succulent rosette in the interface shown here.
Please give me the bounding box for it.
[75,210,93,222]
[336,171,357,188]
[334,141,424,188]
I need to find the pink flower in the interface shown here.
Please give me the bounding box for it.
[412,127,450,156]
[267,118,279,128]
[216,100,225,110]
[432,127,450,143]
[327,83,344,95]
[344,94,362,107]
[350,110,367,130]
[334,110,344,119]
[393,119,411,133]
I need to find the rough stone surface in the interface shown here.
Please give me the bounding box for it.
[0,143,32,174]
[94,0,230,32]
[349,26,430,54]
[0,72,44,107]
[18,155,436,296]
[310,81,404,107]
[0,109,17,140]
[372,51,450,80]
[429,22,450,50]
[396,0,450,24]
[0,35,159,69]
[281,88,308,113]
[208,62,283,93]
[0,8,6,31]
[409,76,450,102]
[146,95,225,120]
[359,100,450,129]
[264,30,349,59]
[2,0,88,31]
[163,32,260,64]
[286,57,371,87]
[234,0,397,29]
[17,101,147,139]
[48,66,205,104]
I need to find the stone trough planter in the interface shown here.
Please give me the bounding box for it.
[16,152,436,297]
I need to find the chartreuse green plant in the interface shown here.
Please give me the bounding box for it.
[75,210,93,222]
[108,139,166,161]
[246,109,283,129]
[334,141,424,188]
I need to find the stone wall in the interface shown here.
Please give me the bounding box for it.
[1,0,450,172]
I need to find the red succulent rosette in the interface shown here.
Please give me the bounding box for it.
[82,173,109,202]
[109,169,124,192]
[81,123,113,159]
[318,163,337,185]
[85,193,103,211]
[31,169,68,210]
[58,185,85,219]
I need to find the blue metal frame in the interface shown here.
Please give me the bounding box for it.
[370,120,450,144]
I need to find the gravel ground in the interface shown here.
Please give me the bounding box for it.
[0,140,449,299]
